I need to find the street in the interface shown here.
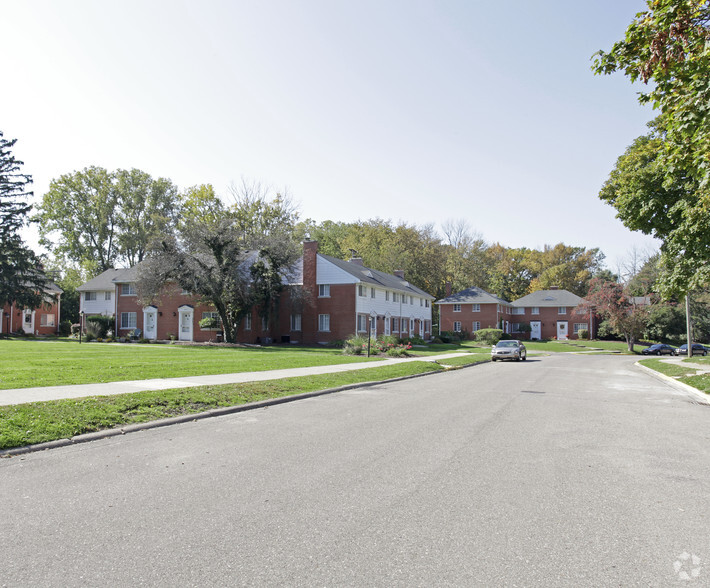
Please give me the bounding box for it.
[2,353,710,586]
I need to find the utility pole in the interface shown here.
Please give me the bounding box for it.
[686,294,693,356]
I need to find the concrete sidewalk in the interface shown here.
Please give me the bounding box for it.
[0,353,478,406]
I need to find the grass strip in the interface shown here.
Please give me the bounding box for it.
[638,358,699,378]
[0,361,444,450]
[679,374,710,394]
[435,355,487,367]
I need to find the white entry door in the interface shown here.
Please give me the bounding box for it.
[557,321,568,340]
[143,309,157,339]
[23,310,35,335]
[530,321,541,340]
[178,307,193,341]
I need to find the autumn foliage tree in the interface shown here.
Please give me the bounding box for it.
[577,278,649,352]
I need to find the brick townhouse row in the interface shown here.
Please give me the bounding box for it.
[1,282,63,336]
[77,241,435,344]
[437,285,597,340]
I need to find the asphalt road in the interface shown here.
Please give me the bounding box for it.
[2,353,710,587]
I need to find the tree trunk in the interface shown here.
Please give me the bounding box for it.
[626,334,635,352]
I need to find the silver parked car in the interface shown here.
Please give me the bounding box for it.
[491,339,527,362]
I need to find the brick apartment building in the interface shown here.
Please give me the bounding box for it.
[78,241,435,344]
[1,282,63,336]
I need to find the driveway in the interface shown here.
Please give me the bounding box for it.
[2,353,709,586]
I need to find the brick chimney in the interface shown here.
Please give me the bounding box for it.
[394,270,405,279]
[349,257,364,266]
[445,281,452,297]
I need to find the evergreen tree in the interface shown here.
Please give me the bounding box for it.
[0,131,47,308]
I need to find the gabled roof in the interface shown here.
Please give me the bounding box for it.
[319,254,435,299]
[77,268,132,291]
[436,286,509,305]
[511,289,584,308]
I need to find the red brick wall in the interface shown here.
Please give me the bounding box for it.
[312,284,356,343]
[1,300,61,335]
[512,306,596,340]
[438,303,500,336]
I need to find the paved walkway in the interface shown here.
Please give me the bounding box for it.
[0,353,478,406]
[657,356,710,374]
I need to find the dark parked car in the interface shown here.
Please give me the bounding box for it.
[641,344,678,356]
[677,343,708,356]
[491,340,527,362]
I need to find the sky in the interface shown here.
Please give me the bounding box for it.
[4,0,660,273]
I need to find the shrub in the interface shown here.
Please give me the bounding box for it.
[475,328,503,345]
[578,329,589,340]
[431,337,443,344]
[386,346,411,357]
[59,320,73,337]
[199,317,220,329]
[400,335,425,345]
[85,320,105,339]
[70,323,81,336]
[86,315,113,337]
[343,334,368,355]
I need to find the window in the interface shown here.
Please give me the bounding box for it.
[410,296,413,305]
[371,288,375,299]
[574,323,588,334]
[410,318,415,332]
[472,321,481,331]
[513,307,524,315]
[531,307,540,315]
[393,293,399,303]
[385,291,390,301]
[244,315,252,331]
[318,314,330,332]
[453,321,462,332]
[121,283,136,295]
[40,314,55,327]
[105,291,112,301]
[472,304,480,312]
[261,317,268,331]
[291,314,302,331]
[392,317,399,332]
[84,291,96,301]
[402,295,407,305]
[357,314,368,332]
[201,312,222,329]
[558,307,567,314]
[453,304,461,312]
[120,312,137,329]
[358,285,366,297]
[425,300,430,308]
[318,284,330,297]
[401,318,408,332]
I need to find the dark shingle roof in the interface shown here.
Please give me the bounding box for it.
[77,268,132,291]
[511,289,584,307]
[320,254,434,299]
[436,286,509,305]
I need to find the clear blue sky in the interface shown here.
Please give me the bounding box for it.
[4,0,659,272]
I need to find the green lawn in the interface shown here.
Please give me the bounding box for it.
[434,354,488,367]
[0,361,444,450]
[0,339,381,390]
[638,358,699,378]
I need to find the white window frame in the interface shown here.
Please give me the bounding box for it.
[40,314,56,327]
[104,291,112,301]
[84,291,97,301]
[472,304,480,312]
[358,285,366,297]
[200,311,222,330]
[410,296,413,305]
[370,288,376,299]
[357,314,367,332]
[261,317,268,331]
[393,293,399,303]
[120,312,137,329]
[558,307,567,315]
[318,314,330,332]
[121,283,136,296]
[318,284,330,297]
[291,313,302,331]
[531,307,540,315]
[453,304,461,312]
[472,321,481,332]
[573,323,588,334]
[385,291,390,301]
[392,317,399,332]
[453,321,462,332]
[244,315,252,331]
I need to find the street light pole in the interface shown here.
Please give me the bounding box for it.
[686,294,693,356]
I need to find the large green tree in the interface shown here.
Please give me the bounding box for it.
[137,190,300,343]
[0,131,47,309]
[593,0,710,295]
[35,167,179,276]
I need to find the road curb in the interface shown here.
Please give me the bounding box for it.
[0,360,487,458]
[635,361,710,405]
